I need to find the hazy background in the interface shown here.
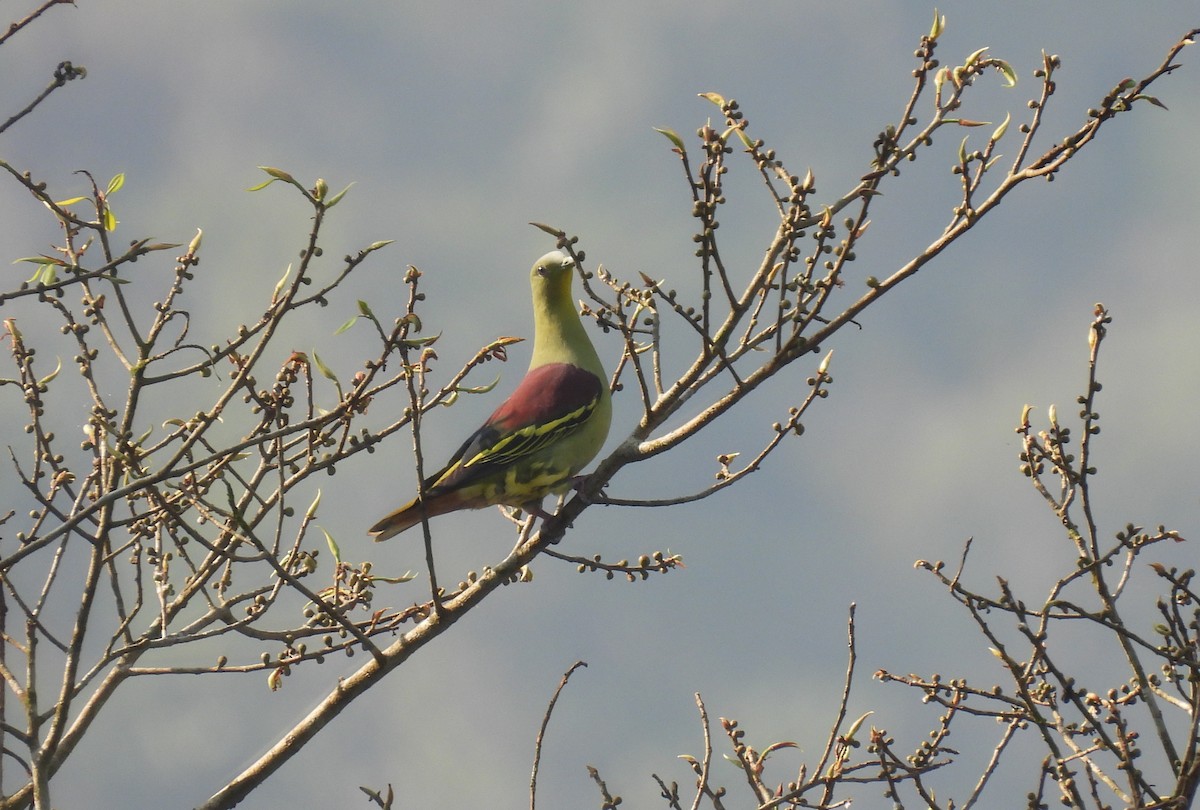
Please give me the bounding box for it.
[1,2,1198,807]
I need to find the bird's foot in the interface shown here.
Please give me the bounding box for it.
[530,504,559,522]
[531,504,575,535]
[511,501,574,530]
[568,474,610,505]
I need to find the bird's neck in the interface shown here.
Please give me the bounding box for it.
[530,291,598,370]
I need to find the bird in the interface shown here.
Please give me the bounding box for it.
[368,251,612,541]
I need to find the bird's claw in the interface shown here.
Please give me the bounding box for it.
[568,474,609,506]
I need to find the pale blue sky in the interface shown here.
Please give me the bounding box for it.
[1,3,1198,808]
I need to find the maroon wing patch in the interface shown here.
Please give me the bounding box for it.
[486,363,601,433]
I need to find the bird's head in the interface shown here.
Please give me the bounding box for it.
[529,251,577,300]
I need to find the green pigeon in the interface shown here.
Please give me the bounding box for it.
[369,251,611,541]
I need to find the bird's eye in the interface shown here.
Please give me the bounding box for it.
[535,265,549,276]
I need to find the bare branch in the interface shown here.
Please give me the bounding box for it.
[530,660,587,810]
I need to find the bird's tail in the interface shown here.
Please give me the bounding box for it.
[367,502,420,542]
[369,498,429,541]
[368,491,466,541]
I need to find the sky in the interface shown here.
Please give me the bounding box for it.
[1,2,1198,808]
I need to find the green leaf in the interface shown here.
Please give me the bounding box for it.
[27,264,58,285]
[14,255,66,266]
[133,425,153,446]
[325,182,355,208]
[321,528,341,563]
[106,173,125,196]
[261,166,296,183]
[991,112,1011,142]
[53,195,87,207]
[37,357,62,387]
[305,489,322,520]
[1132,93,1168,110]
[364,239,394,254]
[817,349,833,376]
[249,166,305,193]
[844,711,874,742]
[652,126,686,151]
[336,299,381,335]
[697,91,726,108]
[272,263,293,304]
[454,374,502,395]
[929,8,946,41]
[759,741,799,762]
[963,46,989,68]
[993,58,1018,88]
[373,570,418,585]
[399,333,440,348]
[312,351,339,387]
[102,207,118,232]
[718,125,740,144]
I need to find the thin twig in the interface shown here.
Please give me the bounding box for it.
[689,692,712,810]
[814,604,858,781]
[530,660,587,810]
